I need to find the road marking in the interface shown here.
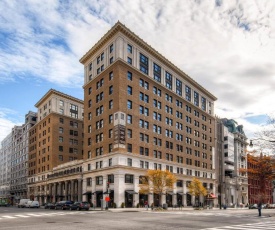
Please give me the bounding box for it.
[202,221,275,230]
[26,214,42,217]
[2,216,16,219]
[14,215,30,218]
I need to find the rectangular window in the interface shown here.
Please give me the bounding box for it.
[96,176,103,185]
[140,53,148,75]
[201,97,206,111]
[127,71,132,81]
[176,79,182,96]
[127,143,132,152]
[165,72,172,90]
[127,44,132,53]
[110,44,114,53]
[125,174,134,183]
[194,91,199,106]
[127,100,132,109]
[127,115,132,124]
[127,57,132,65]
[153,63,161,82]
[127,86,132,95]
[185,85,191,101]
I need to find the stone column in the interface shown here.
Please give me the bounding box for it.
[52,183,56,203]
[64,181,68,201]
[92,177,96,207]
[114,173,125,208]
[58,182,62,201]
[82,178,87,201]
[134,175,139,207]
[78,179,82,201]
[70,180,75,201]
[148,193,153,208]
[183,181,187,207]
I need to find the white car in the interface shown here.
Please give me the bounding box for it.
[18,199,30,208]
[25,201,40,208]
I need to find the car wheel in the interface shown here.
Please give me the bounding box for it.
[55,206,57,210]
[77,207,80,211]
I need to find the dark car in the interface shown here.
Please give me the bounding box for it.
[55,201,73,210]
[69,201,90,211]
[44,203,55,209]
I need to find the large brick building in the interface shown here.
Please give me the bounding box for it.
[80,22,217,208]
[28,89,84,202]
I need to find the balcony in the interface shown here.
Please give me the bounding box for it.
[224,164,234,171]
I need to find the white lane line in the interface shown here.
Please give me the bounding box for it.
[2,216,16,219]
[14,215,30,218]
[26,214,42,217]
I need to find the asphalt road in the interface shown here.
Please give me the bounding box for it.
[0,206,274,230]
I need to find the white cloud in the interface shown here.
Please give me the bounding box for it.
[0,108,23,144]
[0,0,275,141]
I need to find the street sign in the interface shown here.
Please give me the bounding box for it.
[105,196,110,202]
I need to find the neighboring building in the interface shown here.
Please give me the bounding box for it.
[0,133,12,201]
[247,153,274,205]
[28,89,84,203]
[215,118,248,207]
[79,21,217,208]
[10,111,37,203]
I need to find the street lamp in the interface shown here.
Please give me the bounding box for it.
[249,139,275,148]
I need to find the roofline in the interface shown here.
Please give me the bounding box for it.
[79,21,217,101]
[35,89,84,107]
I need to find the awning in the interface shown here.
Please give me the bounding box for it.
[125,190,138,194]
[83,191,92,195]
[177,192,184,195]
[92,191,103,195]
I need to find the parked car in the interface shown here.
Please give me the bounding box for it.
[248,204,257,209]
[25,201,40,208]
[18,199,31,208]
[0,201,9,207]
[44,203,55,209]
[55,201,73,210]
[69,201,90,211]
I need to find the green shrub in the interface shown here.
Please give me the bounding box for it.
[112,203,117,208]
[137,203,140,208]
[121,202,125,208]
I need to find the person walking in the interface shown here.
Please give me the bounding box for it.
[258,202,262,217]
[144,201,148,210]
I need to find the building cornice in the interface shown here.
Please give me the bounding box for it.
[35,89,84,108]
[79,21,217,101]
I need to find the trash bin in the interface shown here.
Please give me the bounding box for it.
[162,203,168,210]
[223,205,227,210]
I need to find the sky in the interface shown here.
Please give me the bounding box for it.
[0,0,275,144]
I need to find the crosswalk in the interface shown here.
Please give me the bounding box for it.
[202,221,275,230]
[0,211,96,220]
[153,211,271,220]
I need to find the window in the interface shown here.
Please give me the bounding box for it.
[59,136,63,143]
[110,44,114,53]
[108,174,114,183]
[109,71,113,80]
[59,146,63,152]
[125,174,134,183]
[127,44,132,53]
[153,63,161,82]
[127,115,132,124]
[96,176,103,185]
[109,100,113,109]
[140,53,148,75]
[127,129,132,138]
[89,63,92,71]
[140,79,149,89]
[127,144,132,152]
[109,143,113,152]
[127,57,132,65]
[176,79,182,96]
[127,71,132,81]
[127,86,132,95]
[109,158,112,167]
[59,127,63,133]
[127,100,132,109]
[185,85,191,101]
[109,114,113,123]
[59,118,64,124]
[101,52,104,61]
[127,158,132,166]
[165,72,172,90]
[194,91,199,106]
[58,155,63,161]
[109,86,113,95]
[59,100,64,107]
[201,97,206,111]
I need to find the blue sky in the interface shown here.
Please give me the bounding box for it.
[0,0,275,143]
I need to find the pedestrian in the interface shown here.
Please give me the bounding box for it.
[144,201,148,210]
[258,202,262,217]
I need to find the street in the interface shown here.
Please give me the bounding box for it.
[0,207,274,230]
